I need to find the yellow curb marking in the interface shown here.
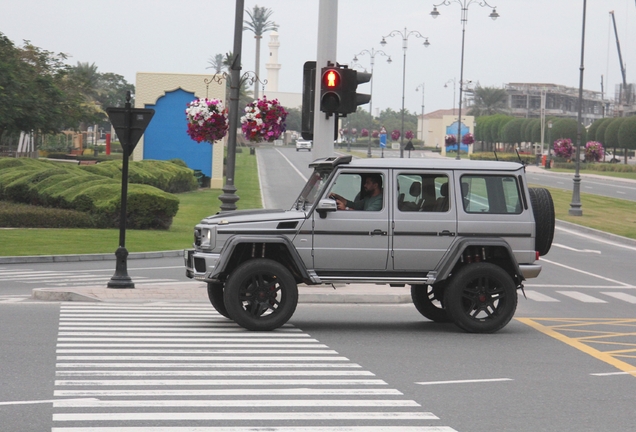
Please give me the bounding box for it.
[516,318,636,378]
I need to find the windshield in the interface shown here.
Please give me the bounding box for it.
[293,170,330,210]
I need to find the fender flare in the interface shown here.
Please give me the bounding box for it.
[433,237,524,284]
[211,235,311,281]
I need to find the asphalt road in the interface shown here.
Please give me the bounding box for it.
[1,147,635,431]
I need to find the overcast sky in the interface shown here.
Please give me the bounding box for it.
[2,0,635,116]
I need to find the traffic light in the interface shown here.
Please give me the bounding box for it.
[301,61,316,140]
[342,69,371,115]
[320,66,344,116]
[319,65,372,116]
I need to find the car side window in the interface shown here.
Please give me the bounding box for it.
[396,173,449,212]
[460,175,522,214]
[327,172,384,211]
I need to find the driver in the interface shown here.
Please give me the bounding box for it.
[330,174,383,211]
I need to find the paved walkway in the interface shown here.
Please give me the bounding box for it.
[31,282,412,304]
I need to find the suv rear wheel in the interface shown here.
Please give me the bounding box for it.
[445,263,517,333]
[223,259,298,331]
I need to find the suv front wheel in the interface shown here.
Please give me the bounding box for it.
[445,263,517,333]
[223,258,299,331]
[411,283,451,323]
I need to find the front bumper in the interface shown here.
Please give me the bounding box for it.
[184,249,221,282]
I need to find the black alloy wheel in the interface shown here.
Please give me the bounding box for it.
[445,263,517,333]
[223,259,298,331]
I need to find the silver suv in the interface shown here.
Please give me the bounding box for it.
[295,139,312,151]
[185,155,555,333]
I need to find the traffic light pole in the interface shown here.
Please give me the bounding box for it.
[313,0,338,159]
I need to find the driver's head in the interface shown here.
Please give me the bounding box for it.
[364,174,383,192]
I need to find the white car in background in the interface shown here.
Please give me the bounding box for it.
[295,140,312,151]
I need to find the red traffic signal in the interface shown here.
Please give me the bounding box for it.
[320,67,343,114]
[323,69,340,89]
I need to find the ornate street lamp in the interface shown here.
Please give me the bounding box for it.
[569,0,587,216]
[546,120,552,170]
[431,1,499,160]
[353,48,392,157]
[380,28,430,158]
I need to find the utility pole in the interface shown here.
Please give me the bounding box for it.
[312,0,338,159]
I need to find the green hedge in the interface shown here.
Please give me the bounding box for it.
[553,162,636,172]
[0,202,98,228]
[0,157,181,229]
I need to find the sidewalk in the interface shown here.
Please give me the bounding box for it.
[31,282,412,304]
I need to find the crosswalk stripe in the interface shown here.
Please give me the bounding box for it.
[53,398,420,407]
[51,427,457,432]
[56,370,375,377]
[54,388,404,396]
[52,305,454,431]
[601,292,636,304]
[523,290,559,302]
[56,362,362,368]
[53,411,438,421]
[556,291,607,303]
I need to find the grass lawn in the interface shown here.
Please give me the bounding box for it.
[0,151,262,256]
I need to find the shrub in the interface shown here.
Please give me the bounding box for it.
[0,202,97,228]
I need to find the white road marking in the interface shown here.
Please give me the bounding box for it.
[556,291,607,303]
[49,428,458,432]
[54,388,404,397]
[55,378,387,386]
[556,226,636,252]
[601,292,636,303]
[56,362,362,369]
[522,290,560,302]
[275,148,308,182]
[56,349,340,354]
[56,343,328,348]
[53,398,419,407]
[541,258,632,286]
[53,412,437,421]
[590,371,636,377]
[552,243,601,254]
[57,356,350,361]
[56,370,374,377]
[0,398,98,406]
[416,378,513,386]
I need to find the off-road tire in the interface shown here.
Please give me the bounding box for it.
[528,187,555,256]
[223,258,298,331]
[411,283,451,323]
[445,263,518,333]
[207,282,229,319]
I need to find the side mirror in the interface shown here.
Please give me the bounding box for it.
[316,198,337,218]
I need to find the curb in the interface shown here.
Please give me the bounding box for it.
[0,250,184,264]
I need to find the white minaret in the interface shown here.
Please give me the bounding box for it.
[265,31,281,93]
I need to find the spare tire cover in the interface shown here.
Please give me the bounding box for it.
[528,187,555,256]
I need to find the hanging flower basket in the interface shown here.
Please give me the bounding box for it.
[584,141,604,162]
[240,96,288,143]
[361,128,369,138]
[405,130,414,140]
[445,134,457,146]
[391,129,401,141]
[553,138,574,159]
[461,133,475,145]
[185,98,229,143]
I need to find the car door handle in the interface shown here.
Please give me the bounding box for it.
[370,229,387,236]
[439,230,455,236]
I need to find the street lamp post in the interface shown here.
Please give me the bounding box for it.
[569,0,587,217]
[431,1,499,160]
[416,83,425,144]
[445,78,457,114]
[380,28,430,158]
[353,48,392,158]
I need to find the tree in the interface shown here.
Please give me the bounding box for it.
[284,107,301,132]
[618,116,636,164]
[588,117,611,143]
[468,86,508,116]
[551,118,582,144]
[502,118,524,145]
[207,53,225,74]
[243,5,277,100]
[604,117,625,161]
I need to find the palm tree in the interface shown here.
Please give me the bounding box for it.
[243,5,278,99]
[468,86,508,117]
[207,53,224,74]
